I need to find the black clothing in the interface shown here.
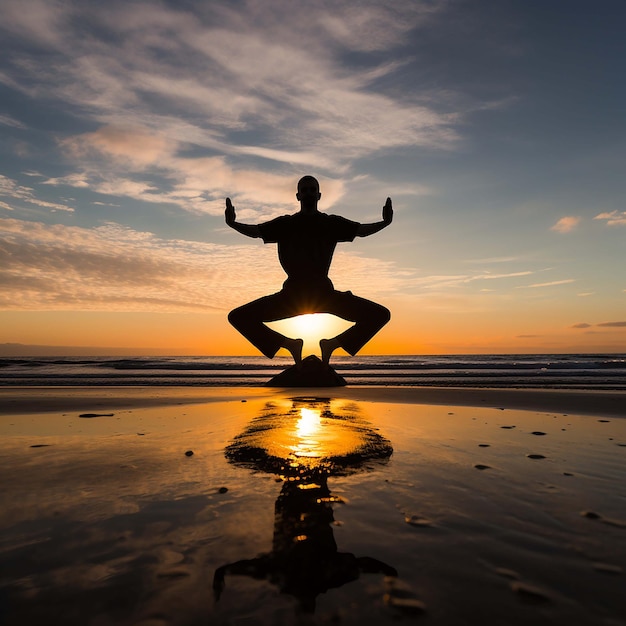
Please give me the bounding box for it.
[229,210,389,358]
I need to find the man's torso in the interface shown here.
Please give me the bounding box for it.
[260,212,358,288]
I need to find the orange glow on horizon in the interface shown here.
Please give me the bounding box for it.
[1,309,625,356]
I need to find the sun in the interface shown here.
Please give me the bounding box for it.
[266,314,353,357]
[289,314,330,337]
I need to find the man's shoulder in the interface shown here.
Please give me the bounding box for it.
[325,213,359,227]
[293,211,352,222]
[260,214,291,229]
[325,213,351,222]
[264,213,292,223]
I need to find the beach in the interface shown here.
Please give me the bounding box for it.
[1,386,625,625]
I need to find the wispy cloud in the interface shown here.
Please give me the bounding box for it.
[572,321,626,330]
[594,210,626,226]
[0,0,460,213]
[551,216,580,233]
[45,134,339,218]
[408,270,536,291]
[0,217,413,312]
[517,279,575,289]
[463,256,521,264]
[0,113,26,129]
[0,174,74,212]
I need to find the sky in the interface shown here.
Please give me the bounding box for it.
[0,0,625,356]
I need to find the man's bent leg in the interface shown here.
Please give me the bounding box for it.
[228,293,302,361]
[321,292,390,358]
[320,337,341,365]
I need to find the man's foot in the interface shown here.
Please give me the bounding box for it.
[320,337,341,365]
[283,338,303,366]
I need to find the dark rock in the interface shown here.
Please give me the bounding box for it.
[79,413,115,418]
[218,486,228,494]
[185,450,194,457]
[266,355,346,387]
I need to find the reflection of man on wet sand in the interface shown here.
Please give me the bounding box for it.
[226,176,392,365]
[213,477,397,613]
[215,397,397,613]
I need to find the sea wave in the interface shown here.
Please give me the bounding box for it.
[1,354,625,389]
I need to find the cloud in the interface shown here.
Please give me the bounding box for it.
[0,0,68,47]
[594,210,626,226]
[0,113,26,129]
[0,175,74,212]
[517,279,575,289]
[470,271,534,281]
[0,0,461,210]
[570,321,626,331]
[550,216,580,233]
[62,126,175,167]
[406,270,536,291]
[44,126,351,217]
[464,256,521,264]
[0,217,413,312]
[317,1,440,52]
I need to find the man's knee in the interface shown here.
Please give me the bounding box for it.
[375,304,391,327]
[362,300,389,324]
[228,306,246,329]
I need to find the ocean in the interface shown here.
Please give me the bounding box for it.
[1,354,625,389]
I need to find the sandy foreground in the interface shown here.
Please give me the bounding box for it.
[1,386,625,625]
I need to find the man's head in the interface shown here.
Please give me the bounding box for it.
[296,176,321,211]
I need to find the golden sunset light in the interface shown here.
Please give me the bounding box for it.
[2,4,625,624]
[0,0,624,358]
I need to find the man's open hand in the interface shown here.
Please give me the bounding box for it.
[382,197,393,225]
[225,197,236,226]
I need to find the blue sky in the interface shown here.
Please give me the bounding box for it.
[1,0,625,354]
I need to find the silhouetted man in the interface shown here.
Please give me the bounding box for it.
[226,176,392,365]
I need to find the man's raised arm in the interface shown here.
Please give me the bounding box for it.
[225,197,261,238]
[356,197,393,238]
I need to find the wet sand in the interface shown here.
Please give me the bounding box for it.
[1,385,626,417]
[0,387,625,625]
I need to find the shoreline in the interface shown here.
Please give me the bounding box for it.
[1,385,625,417]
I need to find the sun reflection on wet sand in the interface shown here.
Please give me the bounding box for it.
[292,406,322,457]
[225,396,393,477]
